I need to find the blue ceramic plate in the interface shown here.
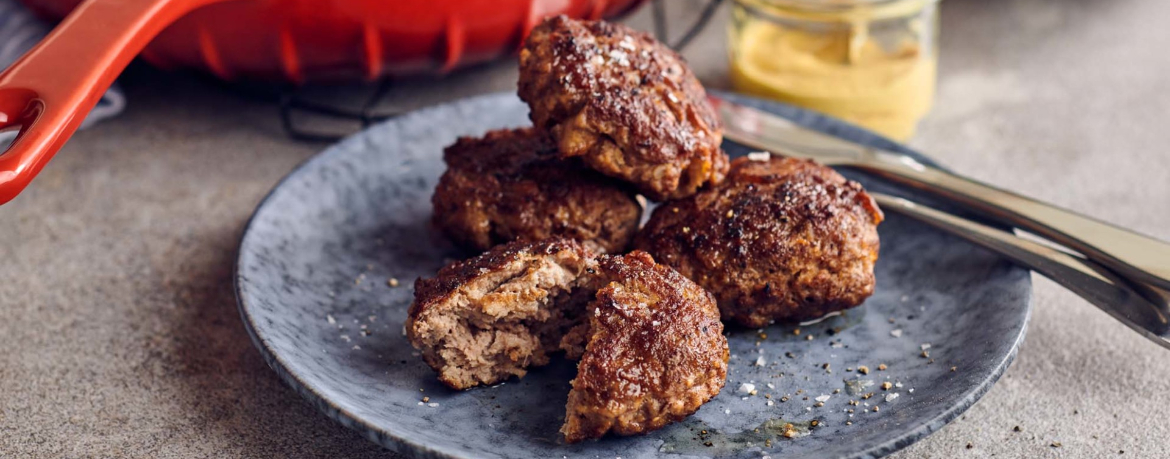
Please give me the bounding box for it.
[236,93,1032,459]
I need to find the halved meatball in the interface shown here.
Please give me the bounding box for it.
[408,242,727,440]
[406,239,595,390]
[432,127,642,254]
[634,156,884,328]
[562,251,728,443]
[518,16,728,201]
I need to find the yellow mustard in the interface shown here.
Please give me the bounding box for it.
[729,0,939,140]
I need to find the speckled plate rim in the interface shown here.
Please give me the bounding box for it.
[234,91,1033,459]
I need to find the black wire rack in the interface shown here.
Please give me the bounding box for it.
[248,0,724,143]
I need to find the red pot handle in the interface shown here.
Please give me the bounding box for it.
[0,0,228,205]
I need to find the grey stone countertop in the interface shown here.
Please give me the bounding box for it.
[2,0,1168,457]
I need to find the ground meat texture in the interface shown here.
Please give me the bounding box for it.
[561,251,728,443]
[406,239,596,390]
[518,16,728,201]
[633,156,884,328]
[432,127,642,254]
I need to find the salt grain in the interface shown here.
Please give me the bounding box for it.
[738,383,756,395]
[890,329,903,338]
[747,152,771,162]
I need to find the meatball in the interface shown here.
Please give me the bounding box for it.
[406,239,595,390]
[633,156,884,328]
[518,16,728,201]
[561,251,728,443]
[432,127,642,254]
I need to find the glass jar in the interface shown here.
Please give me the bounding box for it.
[728,0,939,140]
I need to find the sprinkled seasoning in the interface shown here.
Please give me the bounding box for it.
[857,365,870,375]
[880,382,893,391]
[877,363,888,371]
[387,278,400,287]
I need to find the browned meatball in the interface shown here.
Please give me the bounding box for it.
[432,127,642,254]
[634,156,884,328]
[406,239,595,390]
[561,251,728,443]
[518,16,728,201]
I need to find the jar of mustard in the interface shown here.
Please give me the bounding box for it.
[728,0,939,140]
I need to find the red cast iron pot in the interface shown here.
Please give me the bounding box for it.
[0,0,645,205]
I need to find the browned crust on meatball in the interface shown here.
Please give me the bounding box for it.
[432,127,643,255]
[634,156,884,328]
[561,251,729,443]
[518,15,728,201]
[407,239,596,390]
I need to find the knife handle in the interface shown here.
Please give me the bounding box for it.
[856,156,1170,291]
[871,193,1170,349]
